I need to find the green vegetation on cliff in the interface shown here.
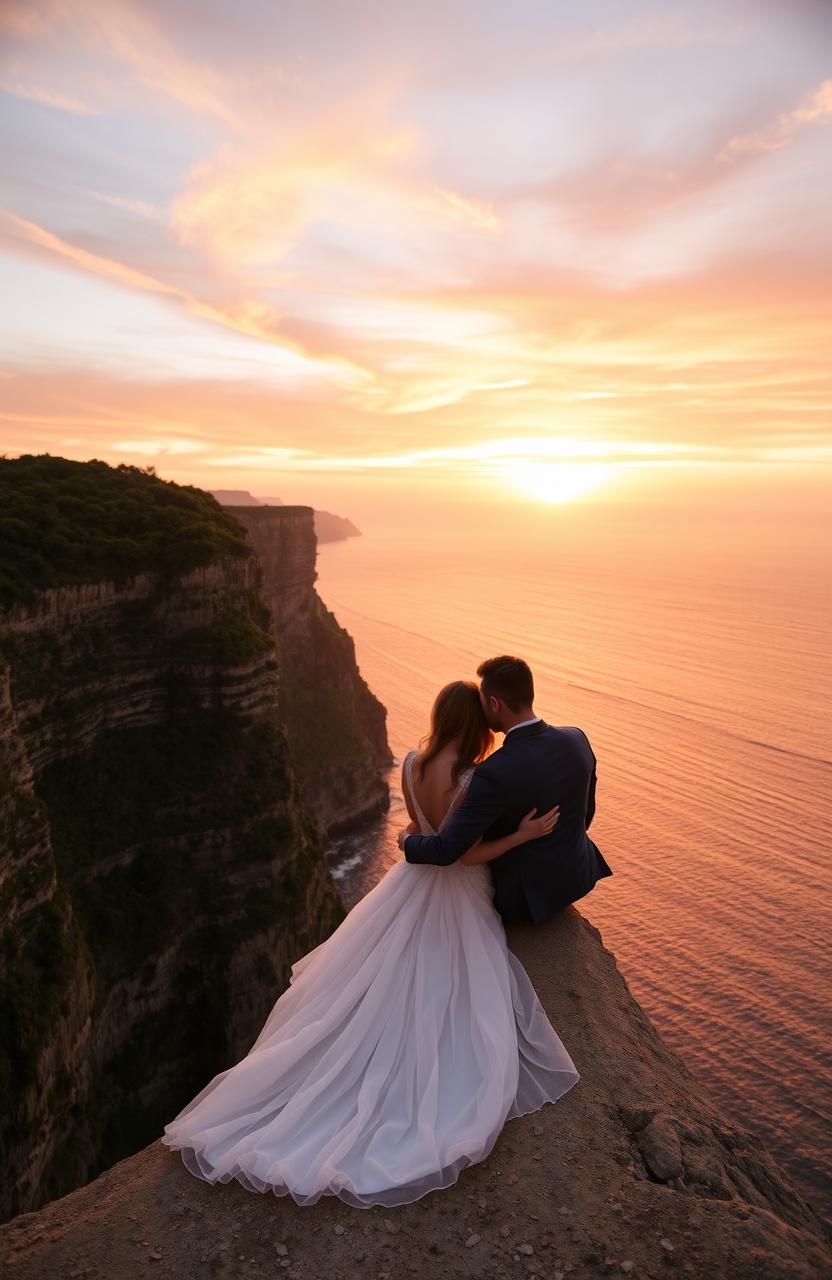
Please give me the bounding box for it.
[0,454,253,609]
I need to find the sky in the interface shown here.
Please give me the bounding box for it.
[1,0,831,515]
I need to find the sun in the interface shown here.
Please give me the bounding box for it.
[506,460,610,503]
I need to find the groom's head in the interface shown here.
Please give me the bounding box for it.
[476,655,534,732]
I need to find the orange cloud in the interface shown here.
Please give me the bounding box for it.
[168,91,498,272]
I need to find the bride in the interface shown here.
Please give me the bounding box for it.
[161,680,581,1208]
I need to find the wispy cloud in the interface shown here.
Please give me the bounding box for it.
[0,208,375,384]
[718,78,832,161]
[186,434,832,473]
[0,79,95,114]
[88,191,161,219]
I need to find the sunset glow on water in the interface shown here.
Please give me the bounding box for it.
[316,490,831,1225]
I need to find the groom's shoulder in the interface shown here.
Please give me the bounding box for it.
[553,724,596,760]
[533,723,595,757]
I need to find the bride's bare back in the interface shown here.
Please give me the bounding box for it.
[406,745,464,833]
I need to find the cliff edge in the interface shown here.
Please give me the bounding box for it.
[1,907,828,1280]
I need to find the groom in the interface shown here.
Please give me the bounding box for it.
[398,655,613,924]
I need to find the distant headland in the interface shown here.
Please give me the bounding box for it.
[209,490,361,544]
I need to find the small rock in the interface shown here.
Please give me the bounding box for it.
[465,1234,481,1247]
[333,1224,345,1235]
[383,1217,397,1233]
[500,1225,512,1237]
[620,1104,657,1133]
[557,1206,574,1215]
[660,1237,675,1251]
[149,1251,162,1262]
[533,1125,544,1136]
[478,1198,487,1208]
[621,1264,634,1275]
[518,1243,534,1255]
[275,1243,289,1255]
[638,1114,683,1181]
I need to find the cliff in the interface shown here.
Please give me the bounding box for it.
[208,491,363,545]
[1,906,828,1280]
[225,506,390,835]
[0,458,389,1224]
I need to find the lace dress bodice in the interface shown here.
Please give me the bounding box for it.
[404,750,475,836]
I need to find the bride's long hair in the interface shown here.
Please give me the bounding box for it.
[417,680,494,788]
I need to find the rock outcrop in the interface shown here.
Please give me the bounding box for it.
[226,506,391,835]
[1,907,828,1279]
[0,462,390,1224]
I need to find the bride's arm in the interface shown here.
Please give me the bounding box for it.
[401,757,419,831]
[459,806,559,865]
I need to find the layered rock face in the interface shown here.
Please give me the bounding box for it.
[227,506,392,835]
[0,502,388,1223]
[0,907,828,1279]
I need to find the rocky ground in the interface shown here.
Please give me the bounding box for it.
[1,907,829,1280]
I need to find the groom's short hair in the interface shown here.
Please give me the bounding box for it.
[477,655,534,712]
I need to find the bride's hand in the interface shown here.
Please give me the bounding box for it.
[516,805,559,843]
[397,820,419,851]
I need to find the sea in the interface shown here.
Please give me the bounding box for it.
[315,491,831,1228]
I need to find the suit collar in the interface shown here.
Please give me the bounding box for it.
[502,718,548,744]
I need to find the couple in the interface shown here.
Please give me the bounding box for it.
[162,655,613,1208]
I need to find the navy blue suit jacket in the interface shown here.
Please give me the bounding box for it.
[403,720,612,924]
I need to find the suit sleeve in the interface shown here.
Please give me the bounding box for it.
[403,764,507,867]
[586,762,597,829]
[577,727,597,830]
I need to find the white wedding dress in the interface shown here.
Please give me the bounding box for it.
[161,751,580,1208]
